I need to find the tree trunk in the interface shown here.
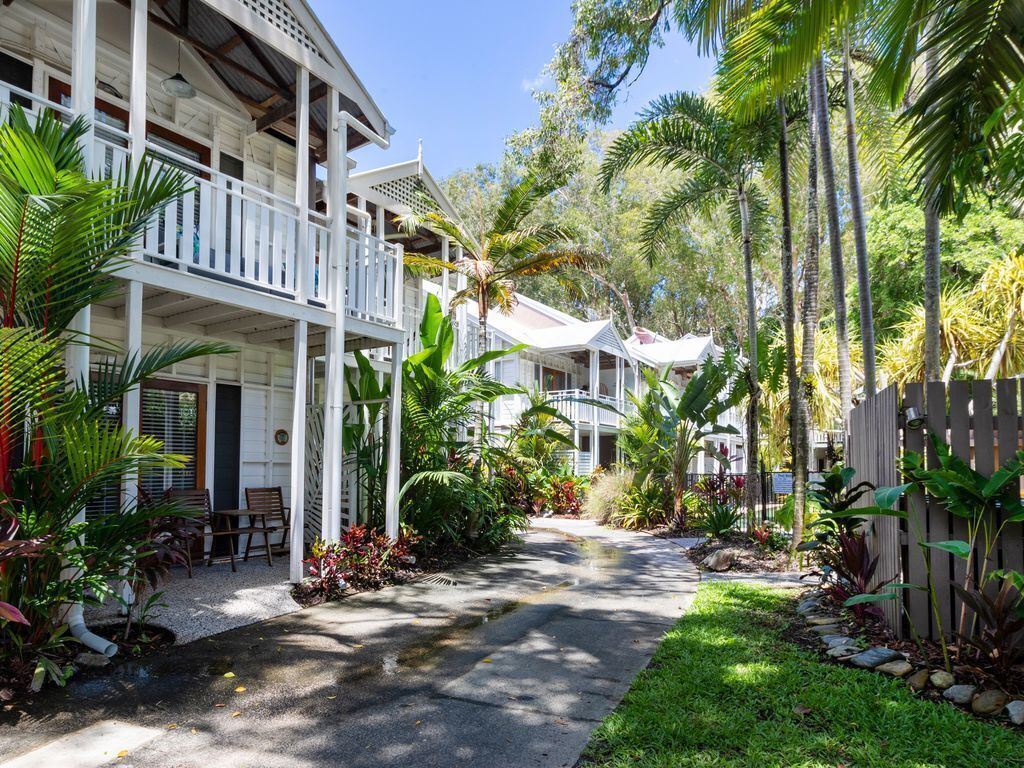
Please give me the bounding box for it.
[812,54,853,430]
[843,37,876,396]
[589,269,637,333]
[777,96,802,555]
[923,42,942,382]
[799,70,822,548]
[737,185,759,526]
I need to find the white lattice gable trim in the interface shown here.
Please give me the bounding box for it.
[237,0,324,59]
[350,160,464,223]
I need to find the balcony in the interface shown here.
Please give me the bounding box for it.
[0,81,402,329]
[494,389,628,429]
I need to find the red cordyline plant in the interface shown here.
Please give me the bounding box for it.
[305,526,420,597]
[0,106,231,687]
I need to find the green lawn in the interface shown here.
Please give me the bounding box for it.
[582,582,1024,768]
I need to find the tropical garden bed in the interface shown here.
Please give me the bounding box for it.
[579,582,1024,768]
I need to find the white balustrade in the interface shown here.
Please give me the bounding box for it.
[1,79,403,327]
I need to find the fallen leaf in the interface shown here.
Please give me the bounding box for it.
[352,644,364,649]
[415,720,422,726]
[213,703,226,708]
[326,695,337,700]
[792,704,812,716]
[482,658,493,663]
[223,672,235,679]
[190,728,197,734]
[234,686,246,693]
[412,619,420,625]
[231,711,241,717]
[166,723,178,730]
[116,750,129,759]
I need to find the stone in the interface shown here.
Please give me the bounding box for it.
[74,652,110,668]
[943,684,977,705]
[875,660,913,678]
[797,598,820,615]
[929,671,955,690]
[1005,700,1024,725]
[972,690,1009,716]
[907,669,930,691]
[826,645,862,658]
[806,615,841,626]
[848,647,903,669]
[701,549,735,572]
[822,634,856,648]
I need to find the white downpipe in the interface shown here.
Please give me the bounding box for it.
[65,602,118,657]
[335,112,391,150]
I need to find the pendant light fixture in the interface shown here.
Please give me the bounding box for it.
[161,41,197,99]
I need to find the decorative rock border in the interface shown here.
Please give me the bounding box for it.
[797,591,1023,726]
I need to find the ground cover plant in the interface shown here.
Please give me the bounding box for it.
[581,582,1024,768]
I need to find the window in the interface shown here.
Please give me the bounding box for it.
[139,381,206,499]
[0,52,33,109]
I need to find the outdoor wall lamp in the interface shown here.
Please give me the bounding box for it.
[904,406,927,430]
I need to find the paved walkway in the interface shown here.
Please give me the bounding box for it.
[1,520,698,768]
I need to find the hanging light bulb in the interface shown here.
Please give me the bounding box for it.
[161,41,196,99]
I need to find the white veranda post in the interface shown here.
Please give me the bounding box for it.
[383,245,405,540]
[289,66,310,581]
[322,88,348,543]
[589,349,599,467]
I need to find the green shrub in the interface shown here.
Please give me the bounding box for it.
[611,480,671,530]
[583,469,633,524]
[698,501,741,537]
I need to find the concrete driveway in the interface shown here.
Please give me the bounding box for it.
[1,520,698,768]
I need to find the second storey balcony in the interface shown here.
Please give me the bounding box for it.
[0,80,402,330]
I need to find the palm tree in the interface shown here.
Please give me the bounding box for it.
[0,106,232,665]
[797,69,822,553]
[404,173,601,362]
[810,56,854,429]
[598,91,775,519]
[713,2,878,401]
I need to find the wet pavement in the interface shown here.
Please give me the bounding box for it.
[0,519,699,768]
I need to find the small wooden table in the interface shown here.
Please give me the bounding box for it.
[209,509,276,567]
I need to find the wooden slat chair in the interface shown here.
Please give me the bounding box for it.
[244,487,290,563]
[165,488,270,572]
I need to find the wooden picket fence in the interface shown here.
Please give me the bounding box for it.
[849,380,1024,641]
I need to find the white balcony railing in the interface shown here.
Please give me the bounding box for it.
[494,389,627,429]
[0,80,401,327]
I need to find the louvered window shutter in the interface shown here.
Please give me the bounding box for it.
[139,385,199,499]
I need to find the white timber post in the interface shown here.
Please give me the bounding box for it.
[455,244,467,362]
[440,235,450,312]
[322,89,348,542]
[294,66,310,301]
[384,244,405,539]
[67,0,97,383]
[589,349,599,469]
[289,320,308,582]
[121,0,146,502]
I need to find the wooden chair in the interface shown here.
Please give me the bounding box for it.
[244,487,290,562]
[165,488,271,572]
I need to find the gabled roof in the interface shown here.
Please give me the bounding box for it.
[626,332,719,369]
[349,157,462,223]
[442,287,633,361]
[159,0,389,149]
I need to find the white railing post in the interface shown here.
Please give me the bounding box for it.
[289,320,308,582]
[294,66,310,301]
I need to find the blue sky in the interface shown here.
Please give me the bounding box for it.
[311,1,715,177]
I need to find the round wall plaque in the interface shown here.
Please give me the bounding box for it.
[274,429,289,446]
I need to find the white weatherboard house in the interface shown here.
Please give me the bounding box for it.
[0,0,409,583]
[625,328,748,475]
[434,290,640,473]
